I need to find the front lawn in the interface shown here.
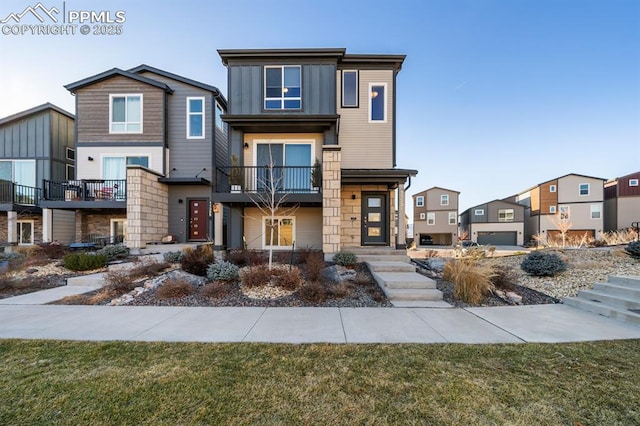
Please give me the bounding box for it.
[1,339,639,424]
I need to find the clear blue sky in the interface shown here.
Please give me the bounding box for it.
[1,0,638,218]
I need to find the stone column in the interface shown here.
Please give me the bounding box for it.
[41,208,53,243]
[396,184,407,249]
[7,211,17,244]
[322,146,341,261]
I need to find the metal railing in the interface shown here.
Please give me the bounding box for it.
[216,166,320,193]
[0,182,41,206]
[43,179,126,201]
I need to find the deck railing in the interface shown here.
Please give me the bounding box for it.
[43,179,126,201]
[216,166,320,193]
[0,182,41,206]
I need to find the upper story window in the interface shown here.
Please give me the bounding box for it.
[416,196,424,207]
[369,83,387,122]
[560,206,570,220]
[449,212,457,225]
[498,208,515,222]
[579,183,590,196]
[110,94,142,133]
[549,184,557,192]
[187,97,205,139]
[66,164,75,180]
[427,212,435,225]
[419,212,426,220]
[629,179,639,187]
[215,102,225,132]
[103,156,149,180]
[441,194,449,205]
[474,209,484,216]
[590,204,601,219]
[342,70,358,107]
[264,66,301,110]
[0,160,35,188]
[65,147,75,161]
[550,205,557,213]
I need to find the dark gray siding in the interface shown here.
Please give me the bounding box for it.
[167,186,211,243]
[487,201,524,222]
[49,110,75,181]
[471,204,488,223]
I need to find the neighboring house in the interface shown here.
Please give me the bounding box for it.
[0,103,75,245]
[603,171,640,232]
[214,48,416,258]
[412,187,459,246]
[514,173,605,244]
[459,199,525,246]
[39,66,227,248]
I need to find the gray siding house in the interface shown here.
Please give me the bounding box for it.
[459,199,525,246]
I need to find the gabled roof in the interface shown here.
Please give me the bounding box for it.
[412,186,460,197]
[515,172,607,195]
[461,199,523,215]
[128,64,227,109]
[606,170,640,184]
[0,102,74,126]
[65,68,174,94]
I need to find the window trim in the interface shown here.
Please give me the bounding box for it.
[549,184,557,193]
[427,212,435,226]
[369,82,387,123]
[17,220,34,245]
[441,194,449,206]
[264,65,302,110]
[262,216,295,249]
[65,147,75,161]
[549,205,557,214]
[65,164,75,180]
[109,94,143,134]
[498,208,515,222]
[449,212,457,225]
[110,218,127,243]
[341,70,359,108]
[415,196,424,207]
[629,179,639,187]
[186,96,205,139]
[590,204,601,219]
[579,183,590,196]
[474,209,484,216]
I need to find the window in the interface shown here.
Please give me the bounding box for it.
[441,194,449,206]
[103,156,149,180]
[449,212,457,225]
[550,205,556,214]
[419,212,426,220]
[264,66,301,110]
[110,94,142,133]
[111,218,127,244]
[549,185,556,192]
[474,209,484,216]
[369,83,386,122]
[187,97,205,139]
[416,196,424,207]
[342,70,358,107]
[579,183,590,196]
[590,204,601,219]
[630,179,639,187]
[215,102,225,132]
[264,217,294,248]
[65,147,75,161]
[498,209,515,222]
[256,142,313,191]
[66,164,75,180]
[0,160,36,188]
[427,212,435,225]
[560,206,570,220]
[17,220,34,245]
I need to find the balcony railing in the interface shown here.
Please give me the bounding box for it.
[43,179,126,202]
[216,166,320,193]
[0,182,41,206]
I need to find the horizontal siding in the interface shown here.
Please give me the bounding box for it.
[243,207,322,250]
[76,76,164,143]
[167,187,211,243]
[426,189,459,211]
[618,172,640,197]
[617,197,640,229]
[487,201,524,222]
[558,175,603,203]
[52,209,75,244]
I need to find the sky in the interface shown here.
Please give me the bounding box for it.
[0,0,638,220]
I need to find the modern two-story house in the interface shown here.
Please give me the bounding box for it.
[214,48,416,258]
[39,66,227,248]
[412,187,459,246]
[459,199,525,246]
[603,170,640,232]
[0,103,75,245]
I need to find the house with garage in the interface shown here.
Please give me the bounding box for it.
[214,48,416,258]
[459,199,525,246]
[603,170,640,232]
[513,173,605,245]
[39,65,227,248]
[411,186,459,246]
[0,103,75,246]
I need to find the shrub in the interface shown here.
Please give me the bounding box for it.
[297,281,326,303]
[163,251,184,263]
[207,261,239,282]
[304,252,326,282]
[240,264,272,288]
[423,249,439,259]
[156,279,195,300]
[351,271,372,286]
[625,241,640,259]
[327,281,354,298]
[520,251,568,276]
[491,265,517,291]
[0,252,25,263]
[129,260,170,279]
[63,252,107,271]
[333,251,357,267]
[35,243,67,259]
[103,270,138,294]
[180,246,215,276]
[97,245,129,262]
[275,268,303,291]
[443,259,495,304]
[201,282,233,299]
[226,249,248,266]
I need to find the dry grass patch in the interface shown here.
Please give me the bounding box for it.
[444,258,496,304]
[200,282,233,299]
[156,278,195,300]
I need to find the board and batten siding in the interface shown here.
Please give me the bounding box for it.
[337,69,394,169]
[243,207,322,250]
[75,76,165,143]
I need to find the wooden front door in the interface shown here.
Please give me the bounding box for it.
[189,199,208,241]
[361,192,389,245]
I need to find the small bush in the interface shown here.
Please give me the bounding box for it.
[327,282,354,298]
[0,252,25,263]
[275,268,303,291]
[304,252,326,282]
[297,281,326,303]
[207,261,239,282]
[63,252,107,271]
[129,260,171,279]
[625,241,640,259]
[333,251,357,267]
[240,264,272,288]
[104,270,138,294]
[163,251,184,263]
[443,259,495,304]
[35,243,67,259]
[351,271,372,286]
[226,250,248,266]
[520,251,568,276]
[156,279,195,300]
[201,282,233,299]
[180,246,215,276]
[491,265,517,291]
[97,245,129,262]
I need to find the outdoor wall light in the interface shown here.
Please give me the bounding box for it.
[244,142,249,149]
[88,156,94,161]
[351,194,356,200]
[178,199,184,204]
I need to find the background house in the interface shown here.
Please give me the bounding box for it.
[412,186,459,246]
[459,199,525,246]
[604,171,640,232]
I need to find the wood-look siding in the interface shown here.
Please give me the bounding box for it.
[539,180,558,215]
[75,75,164,143]
[617,172,640,197]
[530,187,541,215]
[337,69,394,169]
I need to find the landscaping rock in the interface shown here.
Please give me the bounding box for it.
[506,291,523,304]
[321,265,357,283]
[426,258,446,272]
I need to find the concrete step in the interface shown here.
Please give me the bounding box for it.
[372,271,437,289]
[391,300,453,308]
[563,297,640,325]
[365,261,416,273]
[349,247,401,255]
[592,283,640,300]
[577,289,640,310]
[608,276,640,287]
[66,272,106,287]
[384,288,444,301]
[357,254,410,263]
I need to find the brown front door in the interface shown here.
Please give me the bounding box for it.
[361,192,389,245]
[189,199,208,241]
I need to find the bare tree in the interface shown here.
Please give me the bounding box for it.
[549,209,573,248]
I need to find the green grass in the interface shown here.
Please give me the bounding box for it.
[1,340,639,424]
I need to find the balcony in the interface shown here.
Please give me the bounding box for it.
[40,179,126,209]
[0,182,41,211]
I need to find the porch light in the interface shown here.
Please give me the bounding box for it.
[371,91,378,98]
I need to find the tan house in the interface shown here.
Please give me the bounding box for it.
[412,187,459,246]
[604,171,640,232]
[514,173,605,245]
[459,199,525,246]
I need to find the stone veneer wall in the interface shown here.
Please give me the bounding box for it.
[0,214,6,243]
[75,211,126,242]
[341,184,395,248]
[0,213,43,244]
[126,166,169,249]
[322,146,342,257]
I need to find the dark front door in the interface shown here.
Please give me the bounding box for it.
[361,192,388,245]
[189,199,208,241]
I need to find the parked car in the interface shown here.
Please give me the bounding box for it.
[419,235,433,245]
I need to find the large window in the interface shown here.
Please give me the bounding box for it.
[103,156,149,180]
[579,183,590,196]
[187,97,205,139]
[17,220,34,245]
[264,217,294,248]
[369,83,386,122]
[110,94,142,133]
[0,160,35,188]
[264,66,301,110]
[591,204,601,219]
[498,208,515,222]
[342,70,358,107]
[256,142,313,192]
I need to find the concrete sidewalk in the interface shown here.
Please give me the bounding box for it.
[0,303,638,344]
